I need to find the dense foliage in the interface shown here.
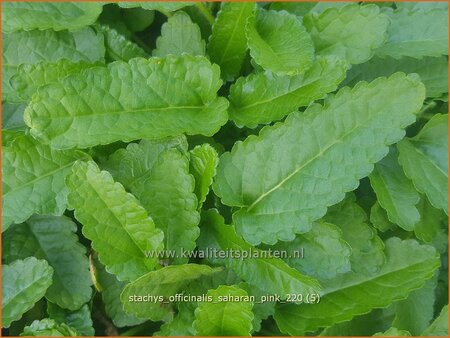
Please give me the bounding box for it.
[1,1,448,336]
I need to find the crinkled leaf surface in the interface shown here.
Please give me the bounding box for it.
[246,9,314,75]
[397,113,448,214]
[274,238,440,335]
[47,303,94,336]
[198,210,321,297]
[2,102,27,131]
[228,56,347,128]
[422,305,448,336]
[189,144,219,207]
[2,135,89,230]
[66,160,164,282]
[374,327,411,336]
[3,215,92,310]
[118,2,194,12]
[20,319,77,337]
[121,264,220,321]
[207,2,255,81]
[2,2,103,32]
[2,258,54,328]
[193,285,254,336]
[10,59,100,103]
[104,138,199,264]
[214,73,425,245]
[153,12,205,57]
[25,55,228,149]
[376,8,448,59]
[369,147,420,231]
[304,4,389,64]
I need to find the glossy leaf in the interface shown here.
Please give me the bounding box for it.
[25,55,229,149]
[214,73,425,245]
[207,2,255,81]
[66,160,164,281]
[246,9,314,75]
[2,258,54,328]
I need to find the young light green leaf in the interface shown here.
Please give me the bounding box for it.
[270,2,353,16]
[95,24,147,61]
[397,114,448,214]
[193,285,254,336]
[2,102,27,131]
[10,59,100,103]
[324,194,386,274]
[121,264,221,321]
[2,258,54,328]
[189,144,219,207]
[414,196,447,253]
[2,135,89,230]
[104,138,199,264]
[274,238,440,335]
[272,221,351,280]
[343,56,448,98]
[198,210,321,297]
[117,2,194,12]
[373,327,411,336]
[2,28,104,103]
[304,4,389,64]
[207,2,255,81]
[229,56,347,128]
[153,12,205,57]
[47,303,94,336]
[20,319,77,337]
[66,160,164,282]
[93,258,145,328]
[376,8,448,59]
[214,73,425,245]
[246,9,314,75]
[25,55,229,149]
[2,2,103,32]
[3,215,92,311]
[422,305,448,336]
[369,147,420,231]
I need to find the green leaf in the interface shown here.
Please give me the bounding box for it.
[396,2,448,11]
[2,102,27,131]
[2,28,104,102]
[422,305,448,336]
[193,285,254,336]
[66,160,164,282]
[272,221,351,280]
[24,55,229,149]
[304,4,389,64]
[93,258,145,328]
[3,215,92,310]
[324,194,386,274]
[104,138,199,264]
[239,283,276,333]
[2,135,89,230]
[207,2,256,81]
[2,257,54,328]
[373,327,411,336]
[153,12,205,57]
[2,2,103,32]
[189,144,219,207]
[397,113,448,214]
[229,56,347,128]
[10,59,100,103]
[122,7,155,32]
[370,201,396,233]
[47,303,94,336]
[121,264,221,321]
[274,238,440,335]
[343,56,448,98]
[117,2,194,12]
[198,210,321,297]
[376,8,448,59]
[369,147,420,231]
[20,319,77,336]
[270,2,354,16]
[214,73,425,245]
[414,196,447,253]
[95,24,147,61]
[246,9,314,75]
